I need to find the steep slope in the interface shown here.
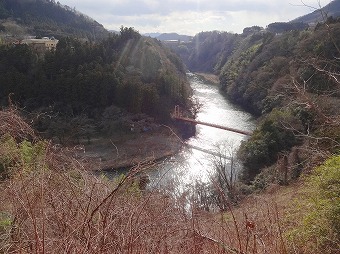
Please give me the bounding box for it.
[292,0,340,24]
[0,0,109,40]
[220,20,340,181]
[170,30,242,73]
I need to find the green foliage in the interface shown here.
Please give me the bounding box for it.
[0,211,12,238]
[0,1,9,19]
[127,180,142,197]
[220,30,307,115]
[119,26,141,41]
[0,135,17,179]
[112,173,142,197]
[0,134,48,178]
[286,155,340,253]
[267,22,308,34]
[219,33,271,114]
[239,109,299,180]
[209,23,340,183]
[0,31,190,123]
[171,31,241,73]
[20,139,48,173]
[222,41,262,87]
[251,166,279,190]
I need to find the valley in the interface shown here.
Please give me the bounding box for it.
[0,0,339,253]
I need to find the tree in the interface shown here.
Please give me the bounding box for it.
[238,109,301,181]
[119,26,141,42]
[210,142,242,209]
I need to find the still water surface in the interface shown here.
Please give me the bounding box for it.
[148,73,255,192]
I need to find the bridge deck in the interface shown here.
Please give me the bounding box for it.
[173,116,252,136]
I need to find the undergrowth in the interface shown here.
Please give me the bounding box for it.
[286,155,340,254]
[0,108,338,253]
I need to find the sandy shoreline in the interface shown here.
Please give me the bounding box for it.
[79,126,183,171]
[195,72,220,85]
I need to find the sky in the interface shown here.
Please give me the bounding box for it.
[61,0,331,35]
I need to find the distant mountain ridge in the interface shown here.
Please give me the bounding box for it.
[155,33,192,42]
[143,32,162,38]
[142,32,193,42]
[292,0,340,24]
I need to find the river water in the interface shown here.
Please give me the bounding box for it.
[148,73,255,193]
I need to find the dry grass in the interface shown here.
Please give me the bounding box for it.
[0,170,294,253]
[1,168,190,253]
[189,184,302,254]
[0,108,317,253]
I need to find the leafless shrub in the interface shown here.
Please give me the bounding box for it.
[0,108,290,253]
[0,107,36,141]
[1,163,193,253]
[186,191,289,254]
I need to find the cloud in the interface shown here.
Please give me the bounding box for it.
[66,0,279,15]
[65,0,330,15]
[61,0,331,34]
[96,10,278,35]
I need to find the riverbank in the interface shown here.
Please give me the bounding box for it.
[79,125,183,171]
[195,72,220,85]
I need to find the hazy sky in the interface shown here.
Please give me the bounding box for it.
[61,0,330,35]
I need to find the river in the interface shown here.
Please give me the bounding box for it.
[148,73,255,194]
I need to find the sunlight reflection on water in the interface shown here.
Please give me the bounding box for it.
[148,73,255,194]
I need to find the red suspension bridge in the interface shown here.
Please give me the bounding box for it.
[172,105,253,136]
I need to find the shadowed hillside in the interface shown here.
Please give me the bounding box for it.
[0,0,109,40]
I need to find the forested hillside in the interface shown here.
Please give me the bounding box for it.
[221,20,340,181]
[0,0,109,40]
[0,27,191,141]
[171,30,243,73]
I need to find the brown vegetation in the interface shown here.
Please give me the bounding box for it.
[1,109,338,254]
